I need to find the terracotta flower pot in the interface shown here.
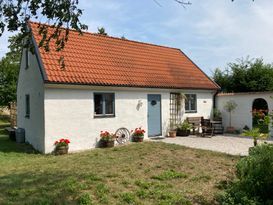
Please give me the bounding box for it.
[55,145,69,155]
[226,127,235,133]
[168,131,177,138]
[132,136,144,142]
[176,129,190,136]
[100,140,115,148]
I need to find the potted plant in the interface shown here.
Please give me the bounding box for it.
[224,100,237,133]
[213,108,222,121]
[54,138,70,155]
[99,131,116,148]
[242,128,268,149]
[176,121,192,136]
[168,121,177,138]
[131,128,145,142]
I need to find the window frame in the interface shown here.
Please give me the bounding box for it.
[25,48,29,70]
[25,94,30,118]
[93,93,115,118]
[185,94,197,113]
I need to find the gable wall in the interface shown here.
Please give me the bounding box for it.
[17,48,45,152]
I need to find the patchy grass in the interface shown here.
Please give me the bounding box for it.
[0,130,238,204]
[151,170,188,181]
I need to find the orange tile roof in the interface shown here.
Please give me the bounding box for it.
[29,22,219,90]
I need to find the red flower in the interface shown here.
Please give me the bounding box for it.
[54,138,70,146]
[132,127,145,137]
[100,131,115,141]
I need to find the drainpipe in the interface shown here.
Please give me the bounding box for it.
[213,90,219,109]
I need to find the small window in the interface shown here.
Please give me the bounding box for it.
[94,93,115,117]
[25,49,29,69]
[25,94,30,118]
[185,94,197,113]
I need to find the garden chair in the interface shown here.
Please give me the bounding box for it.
[201,118,214,137]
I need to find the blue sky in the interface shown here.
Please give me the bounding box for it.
[1,0,273,76]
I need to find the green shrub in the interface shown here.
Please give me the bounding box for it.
[218,144,273,204]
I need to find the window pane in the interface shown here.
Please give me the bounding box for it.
[25,94,30,117]
[185,94,190,111]
[190,95,196,111]
[185,94,196,112]
[105,94,114,114]
[94,94,103,115]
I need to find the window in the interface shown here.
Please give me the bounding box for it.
[25,94,30,118]
[25,49,29,69]
[94,93,115,117]
[185,94,197,113]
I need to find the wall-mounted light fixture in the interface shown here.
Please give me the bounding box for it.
[136,100,143,111]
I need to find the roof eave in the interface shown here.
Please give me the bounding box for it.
[44,80,219,91]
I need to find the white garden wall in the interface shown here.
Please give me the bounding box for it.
[216,92,273,132]
[43,85,214,153]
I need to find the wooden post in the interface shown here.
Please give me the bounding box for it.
[9,102,17,128]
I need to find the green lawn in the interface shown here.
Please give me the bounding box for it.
[0,126,238,205]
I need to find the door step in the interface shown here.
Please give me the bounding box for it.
[149,136,165,140]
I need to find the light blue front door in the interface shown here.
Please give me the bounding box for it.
[148,94,162,137]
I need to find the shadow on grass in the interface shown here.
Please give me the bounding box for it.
[0,134,37,154]
[0,170,81,204]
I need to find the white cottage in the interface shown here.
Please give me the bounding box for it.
[17,22,219,153]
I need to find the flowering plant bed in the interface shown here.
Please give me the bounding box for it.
[131,128,145,142]
[99,131,116,148]
[54,138,70,155]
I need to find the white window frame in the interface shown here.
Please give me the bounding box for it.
[185,94,197,113]
[94,93,115,118]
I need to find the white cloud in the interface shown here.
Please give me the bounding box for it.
[181,0,273,74]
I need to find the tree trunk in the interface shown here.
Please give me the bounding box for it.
[229,112,232,127]
[254,138,257,146]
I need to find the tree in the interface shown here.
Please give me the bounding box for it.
[212,68,232,92]
[212,58,273,92]
[0,0,87,52]
[242,128,268,146]
[0,34,21,106]
[97,27,107,36]
[224,100,237,129]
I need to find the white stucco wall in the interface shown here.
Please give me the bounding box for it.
[182,90,214,120]
[17,49,45,152]
[43,85,215,153]
[216,92,273,132]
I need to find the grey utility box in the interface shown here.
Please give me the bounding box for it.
[15,128,25,143]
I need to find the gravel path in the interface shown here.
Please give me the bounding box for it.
[157,135,273,156]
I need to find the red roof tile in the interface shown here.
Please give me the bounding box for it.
[29,22,219,90]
